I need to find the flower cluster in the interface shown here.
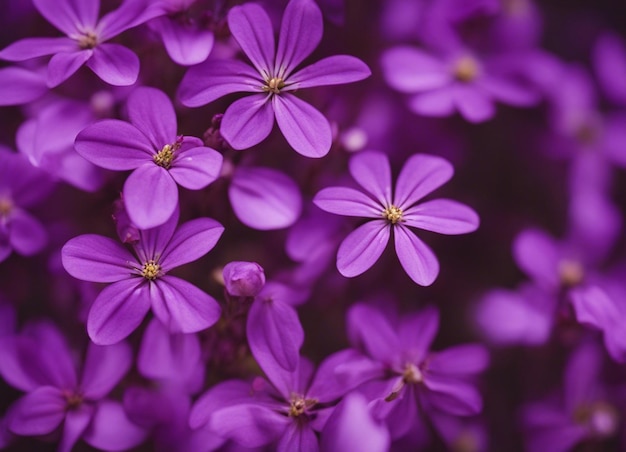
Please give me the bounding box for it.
[1,0,626,451]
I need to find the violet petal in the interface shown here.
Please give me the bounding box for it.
[9,386,66,435]
[169,146,223,190]
[126,87,177,149]
[349,150,392,206]
[209,403,287,448]
[160,217,224,269]
[32,0,97,34]
[276,0,323,76]
[394,153,454,208]
[157,17,214,66]
[289,55,371,89]
[59,405,93,452]
[277,422,318,452]
[81,342,133,399]
[337,220,390,277]
[47,49,92,87]
[8,210,47,256]
[227,3,275,74]
[381,47,450,93]
[87,279,151,345]
[124,164,178,230]
[313,186,382,218]
[394,224,439,286]
[82,400,147,451]
[0,37,76,61]
[86,43,140,86]
[221,94,274,150]
[403,199,480,235]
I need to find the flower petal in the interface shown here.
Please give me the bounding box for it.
[221,94,274,150]
[0,37,76,61]
[347,303,400,363]
[150,276,221,334]
[62,234,136,283]
[189,380,257,429]
[209,403,287,448]
[277,422,318,452]
[247,297,304,373]
[453,84,495,123]
[409,89,456,117]
[398,307,439,363]
[511,228,561,289]
[394,153,453,208]
[349,150,392,206]
[87,279,151,345]
[9,386,66,436]
[394,224,439,286]
[230,166,302,230]
[126,87,176,149]
[81,341,133,399]
[381,46,450,93]
[313,187,381,218]
[124,164,178,230]
[47,50,92,87]
[428,344,489,376]
[423,375,482,416]
[169,146,223,190]
[134,207,180,262]
[157,17,214,66]
[8,210,47,256]
[82,400,147,451]
[74,119,153,170]
[337,221,390,277]
[227,3,275,74]
[160,217,224,269]
[59,404,94,452]
[276,0,323,75]
[0,67,48,106]
[178,59,262,107]
[288,55,371,89]
[273,93,332,158]
[86,43,139,86]
[403,199,479,235]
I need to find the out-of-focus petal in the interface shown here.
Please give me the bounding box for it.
[398,307,439,363]
[0,67,48,105]
[394,224,439,286]
[0,37,76,61]
[277,422,318,452]
[81,342,133,399]
[86,43,139,86]
[32,0,98,34]
[453,84,495,123]
[156,17,214,66]
[8,210,47,256]
[512,228,561,290]
[409,89,456,117]
[423,375,482,416]
[381,47,450,92]
[59,404,94,452]
[337,221,390,277]
[347,303,399,363]
[428,344,489,376]
[87,279,151,345]
[8,386,66,435]
[230,166,302,230]
[83,400,147,451]
[273,93,332,158]
[209,403,287,448]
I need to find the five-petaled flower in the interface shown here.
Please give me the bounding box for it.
[178,0,371,158]
[61,207,223,345]
[313,150,479,286]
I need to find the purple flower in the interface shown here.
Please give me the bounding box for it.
[0,322,145,452]
[148,0,215,66]
[223,261,266,297]
[0,147,55,263]
[313,151,479,286]
[0,0,165,87]
[523,343,619,452]
[61,207,223,345]
[0,67,47,106]
[75,86,223,229]
[380,45,539,122]
[178,0,371,157]
[343,303,489,439]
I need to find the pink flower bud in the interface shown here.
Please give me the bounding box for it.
[223,261,265,297]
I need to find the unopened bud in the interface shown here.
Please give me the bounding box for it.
[222,261,265,297]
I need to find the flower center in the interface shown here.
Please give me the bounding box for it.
[288,395,317,417]
[141,260,161,281]
[385,362,424,402]
[263,77,285,94]
[153,144,176,169]
[453,56,480,83]
[573,401,618,438]
[0,197,12,217]
[382,205,403,224]
[62,390,84,410]
[78,31,98,50]
[557,259,584,288]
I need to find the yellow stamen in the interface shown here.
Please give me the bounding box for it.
[558,259,584,288]
[141,260,161,281]
[453,56,480,83]
[153,144,175,169]
[382,205,403,224]
[0,198,12,217]
[288,395,317,417]
[263,77,285,94]
[78,31,98,50]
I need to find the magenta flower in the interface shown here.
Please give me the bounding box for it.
[61,208,223,345]
[0,0,165,87]
[0,322,145,452]
[75,86,223,229]
[178,0,371,157]
[380,45,539,122]
[313,151,479,286]
[0,147,55,263]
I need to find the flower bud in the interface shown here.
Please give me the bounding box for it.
[222,261,265,297]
